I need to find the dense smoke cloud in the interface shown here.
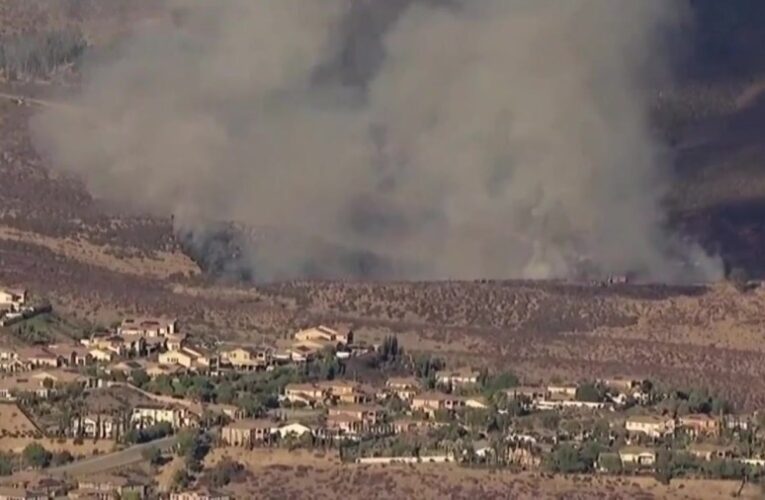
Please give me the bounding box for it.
[32,0,723,282]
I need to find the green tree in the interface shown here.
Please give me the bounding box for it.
[654,449,673,484]
[576,383,605,402]
[547,444,588,473]
[481,371,519,398]
[598,452,622,474]
[131,369,150,388]
[216,382,236,405]
[22,443,51,469]
[0,453,13,475]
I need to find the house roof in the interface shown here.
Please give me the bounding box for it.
[30,369,85,383]
[626,414,672,424]
[680,413,718,423]
[285,383,322,392]
[413,391,459,402]
[329,404,384,413]
[327,413,363,423]
[121,317,176,328]
[16,346,58,360]
[317,379,360,390]
[688,443,733,453]
[225,418,276,430]
[386,377,421,388]
[436,367,479,378]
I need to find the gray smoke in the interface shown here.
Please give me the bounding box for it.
[32,0,723,282]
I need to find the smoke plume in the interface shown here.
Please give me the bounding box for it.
[32,0,723,282]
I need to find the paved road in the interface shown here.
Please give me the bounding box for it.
[48,435,179,477]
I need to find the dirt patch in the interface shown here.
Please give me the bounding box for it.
[0,402,38,436]
[0,437,115,456]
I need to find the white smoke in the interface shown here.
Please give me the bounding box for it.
[32,0,724,282]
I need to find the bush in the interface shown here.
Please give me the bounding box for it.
[206,458,245,487]
[22,443,51,469]
[0,453,13,475]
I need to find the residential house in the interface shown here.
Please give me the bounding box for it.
[288,345,318,363]
[220,346,270,371]
[203,403,245,421]
[534,399,613,411]
[283,383,326,406]
[144,362,185,378]
[546,384,578,400]
[118,317,177,337]
[411,392,466,417]
[0,370,88,400]
[118,333,165,356]
[392,417,437,435]
[724,414,752,432]
[0,472,69,498]
[221,419,276,447]
[0,288,26,312]
[325,413,364,436]
[505,386,545,402]
[17,347,61,370]
[435,368,480,388]
[602,377,641,393]
[170,489,230,500]
[158,349,195,369]
[678,414,721,437]
[45,345,92,367]
[71,413,122,439]
[619,446,656,467]
[183,344,220,375]
[166,334,187,352]
[625,415,675,438]
[328,404,385,425]
[131,405,194,429]
[687,443,734,461]
[76,475,148,499]
[0,349,23,373]
[294,325,353,345]
[88,348,114,363]
[317,380,374,404]
[385,377,422,400]
[336,387,374,405]
[0,375,48,400]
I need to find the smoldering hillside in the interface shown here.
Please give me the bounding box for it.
[31,0,724,283]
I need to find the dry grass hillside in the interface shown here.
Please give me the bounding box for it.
[201,448,761,499]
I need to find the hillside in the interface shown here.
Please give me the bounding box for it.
[0,0,765,411]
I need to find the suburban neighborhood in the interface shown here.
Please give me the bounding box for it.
[2,285,765,498]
